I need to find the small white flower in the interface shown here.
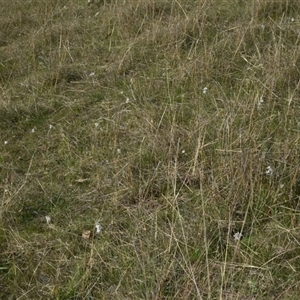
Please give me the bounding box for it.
[89,72,95,77]
[45,215,51,224]
[125,97,130,103]
[31,128,35,133]
[95,223,102,234]
[203,87,208,94]
[265,166,273,176]
[94,122,99,127]
[234,232,242,242]
[4,141,8,145]
[49,124,54,130]
[291,18,295,22]
[257,97,264,109]
[181,150,186,154]
[117,148,121,154]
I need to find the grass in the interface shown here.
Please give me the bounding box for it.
[1,0,300,299]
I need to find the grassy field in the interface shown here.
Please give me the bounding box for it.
[1,0,300,299]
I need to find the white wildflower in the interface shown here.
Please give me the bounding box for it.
[257,97,264,109]
[181,150,186,154]
[94,122,99,127]
[89,72,95,77]
[49,124,54,130]
[125,97,130,103]
[291,18,295,22]
[31,128,35,133]
[234,232,242,242]
[45,215,51,224]
[265,166,273,176]
[117,148,121,154]
[95,223,102,234]
[203,87,208,94]
[4,141,8,145]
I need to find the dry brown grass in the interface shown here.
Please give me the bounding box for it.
[1,0,300,299]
